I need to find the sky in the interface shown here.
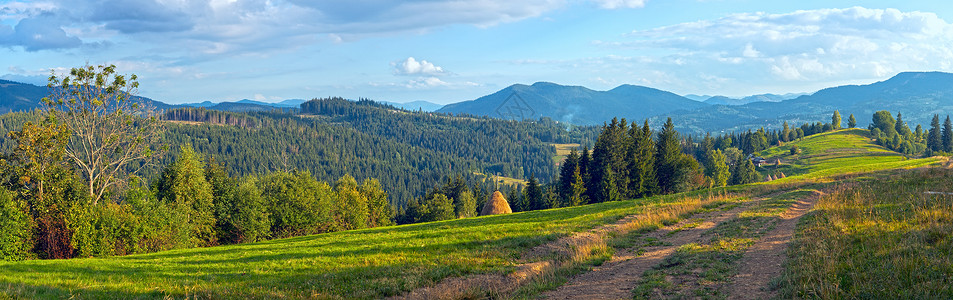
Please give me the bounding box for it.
[1,1,952,105]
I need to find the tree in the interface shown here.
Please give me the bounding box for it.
[629,120,657,198]
[422,193,454,222]
[566,164,588,207]
[153,145,216,246]
[928,114,942,151]
[832,110,842,130]
[871,111,897,137]
[45,64,164,204]
[334,174,368,230]
[655,118,681,194]
[524,174,545,210]
[6,115,70,206]
[944,116,953,152]
[895,112,912,138]
[705,149,729,187]
[848,114,857,128]
[360,178,394,226]
[558,149,579,202]
[730,156,759,185]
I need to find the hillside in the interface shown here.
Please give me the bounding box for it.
[437,82,709,125]
[660,72,953,134]
[0,79,175,112]
[1,129,944,299]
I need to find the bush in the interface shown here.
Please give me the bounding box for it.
[0,188,33,261]
[261,171,333,238]
[223,177,271,243]
[790,145,801,155]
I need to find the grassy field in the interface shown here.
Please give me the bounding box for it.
[779,167,953,298]
[0,192,717,299]
[756,129,941,182]
[0,128,948,299]
[551,143,581,165]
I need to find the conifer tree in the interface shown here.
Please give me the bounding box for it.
[567,164,588,207]
[928,114,942,151]
[558,149,579,202]
[628,120,657,198]
[895,112,912,138]
[655,118,681,194]
[154,145,216,246]
[832,110,842,129]
[848,114,857,128]
[944,116,953,152]
[525,174,544,210]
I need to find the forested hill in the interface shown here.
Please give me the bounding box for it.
[436,82,709,125]
[68,98,596,206]
[656,72,953,134]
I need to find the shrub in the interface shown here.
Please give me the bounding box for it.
[0,188,33,261]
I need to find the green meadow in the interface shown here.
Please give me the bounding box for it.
[1,128,949,299]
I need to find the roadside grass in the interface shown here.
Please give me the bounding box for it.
[778,167,953,299]
[631,189,817,299]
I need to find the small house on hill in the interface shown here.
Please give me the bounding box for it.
[481,191,513,215]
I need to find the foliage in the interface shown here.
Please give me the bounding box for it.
[0,187,31,261]
[44,64,164,204]
[705,149,730,187]
[153,145,217,246]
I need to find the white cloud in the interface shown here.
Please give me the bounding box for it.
[406,77,449,88]
[615,6,953,82]
[591,0,646,9]
[393,57,447,76]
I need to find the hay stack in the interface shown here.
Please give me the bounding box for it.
[481,191,513,215]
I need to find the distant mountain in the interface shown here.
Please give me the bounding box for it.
[380,100,443,112]
[659,72,953,134]
[703,93,807,106]
[683,94,712,102]
[0,79,174,113]
[437,82,709,125]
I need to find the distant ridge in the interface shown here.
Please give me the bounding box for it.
[659,72,953,134]
[437,82,708,125]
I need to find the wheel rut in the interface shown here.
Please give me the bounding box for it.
[542,201,756,300]
[726,191,822,299]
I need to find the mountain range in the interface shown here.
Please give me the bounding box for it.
[1,72,951,134]
[437,82,708,125]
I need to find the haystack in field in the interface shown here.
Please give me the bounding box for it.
[481,191,513,215]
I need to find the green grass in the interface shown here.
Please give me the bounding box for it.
[630,190,814,299]
[778,168,953,298]
[0,194,706,299]
[1,128,948,299]
[756,129,941,183]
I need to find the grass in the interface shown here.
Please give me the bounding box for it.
[1,128,949,299]
[630,190,814,299]
[756,129,941,183]
[0,192,719,299]
[552,143,581,165]
[778,167,953,299]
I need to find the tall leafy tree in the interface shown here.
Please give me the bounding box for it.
[705,149,730,187]
[154,145,216,246]
[871,110,897,137]
[45,64,164,204]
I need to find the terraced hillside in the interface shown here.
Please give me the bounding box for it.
[0,129,948,299]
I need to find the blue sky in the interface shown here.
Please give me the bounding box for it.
[1,0,952,104]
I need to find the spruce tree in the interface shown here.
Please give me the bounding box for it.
[832,110,842,129]
[655,118,681,194]
[928,114,942,151]
[628,120,657,198]
[848,114,857,128]
[944,116,953,152]
[525,175,544,210]
[895,112,912,138]
[567,165,588,207]
[558,149,579,201]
